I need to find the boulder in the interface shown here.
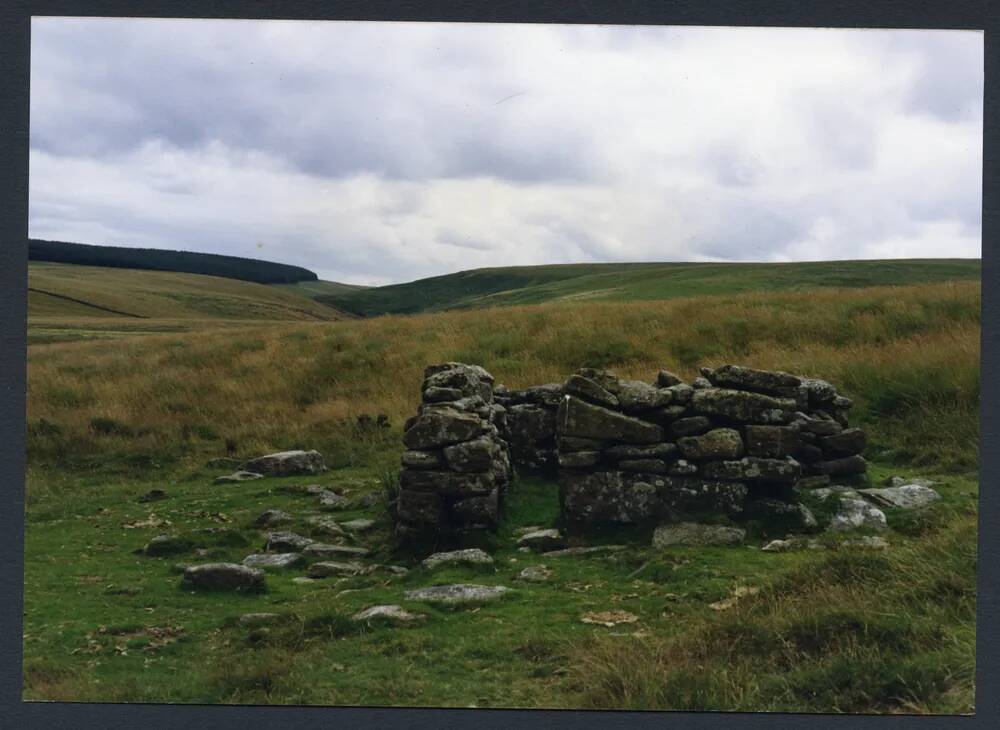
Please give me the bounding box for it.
[557,396,663,443]
[403,409,484,450]
[142,534,193,557]
[885,475,937,488]
[744,425,801,458]
[668,416,713,438]
[800,377,838,406]
[542,545,627,557]
[657,370,683,387]
[443,437,498,472]
[181,563,265,592]
[828,498,887,532]
[604,443,678,460]
[264,531,314,552]
[820,428,867,457]
[240,450,326,477]
[307,561,364,578]
[517,528,567,552]
[707,364,802,397]
[341,518,376,532]
[252,509,293,528]
[858,485,941,510]
[652,523,746,547]
[691,388,794,424]
[401,450,444,470]
[352,605,425,625]
[701,457,801,485]
[564,374,620,408]
[516,565,553,582]
[399,469,496,498]
[403,583,510,606]
[618,459,668,475]
[422,548,495,571]
[303,543,370,558]
[318,490,351,511]
[677,428,745,461]
[242,553,303,570]
[616,379,673,412]
[305,515,348,538]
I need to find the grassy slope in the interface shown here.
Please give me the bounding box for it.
[23,280,980,710]
[275,280,368,299]
[320,259,982,316]
[29,262,347,322]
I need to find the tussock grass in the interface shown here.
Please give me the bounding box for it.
[27,280,980,483]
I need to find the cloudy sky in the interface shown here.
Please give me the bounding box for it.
[29,19,983,285]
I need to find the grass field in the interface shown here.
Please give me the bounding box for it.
[318,258,982,316]
[22,266,980,711]
[275,280,368,299]
[29,262,347,321]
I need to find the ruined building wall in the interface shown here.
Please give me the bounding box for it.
[397,362,867,545]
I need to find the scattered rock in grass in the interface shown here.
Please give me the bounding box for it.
[360,564,410,576]
[264,531,315,552]
[352,605,426,625]
[542,545,627,558]
[142,534,193,557]
[123,514,172,529]
[180,563,265,592]
[516,565,552,583]
[761,539,794,552]
[242,553,303,570]
[303,543,371,558]
[652,522,746,548]
[240,450,326,476]
[308,561,365,578]
[213,471,264,484]
[839,535,890,550]
[516,528,566,552]
[239,612,283,627]
[341,518,376,533]
[708,585,759,611]
[422,549,495,571]
[318,490,351,511]
[809,486,860,501]
[828,498,888,532]
[304,484,328,495]
[404,584,510,606]
[305,516,348,539]
[137,489,167,503]
[252,509,293,528]
[885,475,938,489]
[858,485,941,510]
[580,610,639,627]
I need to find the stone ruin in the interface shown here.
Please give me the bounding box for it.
[396,363,513,547]
[396,362,868,546]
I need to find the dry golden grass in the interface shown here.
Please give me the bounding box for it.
[26,279,980,481]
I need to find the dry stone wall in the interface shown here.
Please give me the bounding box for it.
[396,363,513,546]
[396,362,868,547]
[555,364,866,529]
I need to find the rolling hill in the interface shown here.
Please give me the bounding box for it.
[28,262,348,321]
[318,259,982,317]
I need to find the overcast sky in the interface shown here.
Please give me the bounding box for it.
[29,19,983,285]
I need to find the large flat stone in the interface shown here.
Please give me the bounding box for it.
[556,396,663,443]
[181,563,265,592]
[652,522,746,547]
[403,409,484,449]
[240,450,326,476]
[858,485,941,510]
[404,583,510,606]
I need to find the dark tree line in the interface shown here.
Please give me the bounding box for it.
[29,239,318,284]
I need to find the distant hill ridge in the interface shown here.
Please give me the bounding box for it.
[319,259,982,317]
[29,239,319,285]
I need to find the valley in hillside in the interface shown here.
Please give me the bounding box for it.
[317,258,983,317]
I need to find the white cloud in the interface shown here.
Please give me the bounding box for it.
[29,20,983,284]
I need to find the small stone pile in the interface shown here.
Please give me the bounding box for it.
[555,364,867,531]
[493,382,563,473]
[396,363,513,546]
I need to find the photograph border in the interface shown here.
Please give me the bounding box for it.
[1,1,996,727]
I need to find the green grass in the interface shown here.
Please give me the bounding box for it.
[29,262,347,321]
[275,280,368,299]
[319,259,982,317]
